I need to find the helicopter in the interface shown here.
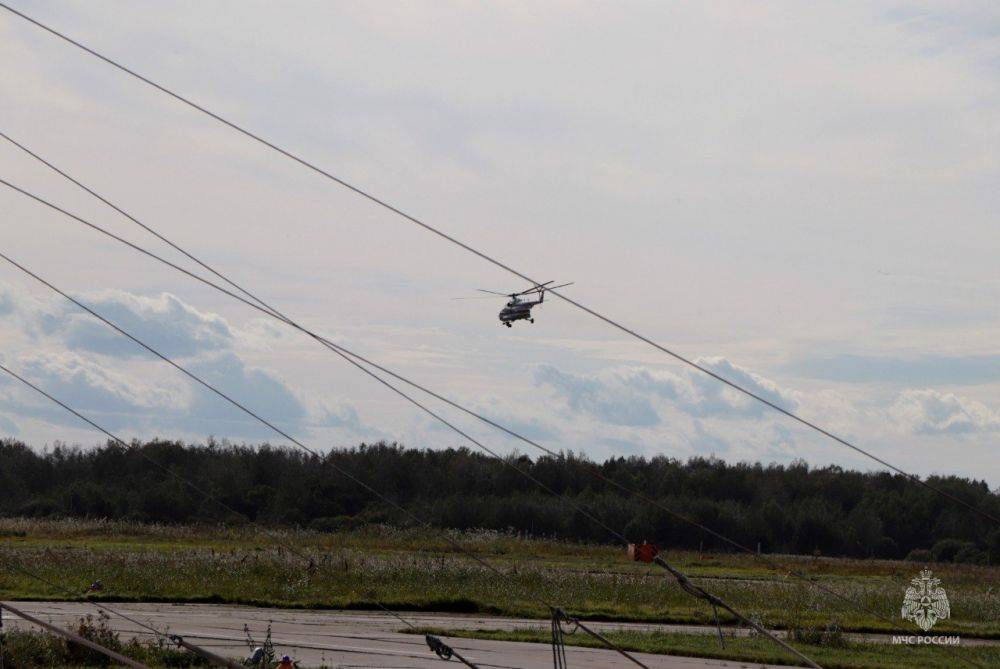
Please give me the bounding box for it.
[461,281,574,327]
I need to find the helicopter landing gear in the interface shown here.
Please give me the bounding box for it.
[529,318,534,323]
[505,322,512,327]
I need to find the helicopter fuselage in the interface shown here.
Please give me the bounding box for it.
[499,296,542,326]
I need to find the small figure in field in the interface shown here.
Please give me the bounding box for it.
[277,655,294,668]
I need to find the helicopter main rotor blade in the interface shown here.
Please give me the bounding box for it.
[529,280,555,290]
[452,296,501,300]
[476,289,511,296]
[515,281,553,296]
[518,280,574,296]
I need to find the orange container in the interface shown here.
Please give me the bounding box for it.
[627,542,659,563]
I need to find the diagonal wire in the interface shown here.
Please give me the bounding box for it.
[0,0,991,527]
[0,169,986,669]
[0,250,649,669]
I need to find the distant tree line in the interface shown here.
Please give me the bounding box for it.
[1,438,997,563]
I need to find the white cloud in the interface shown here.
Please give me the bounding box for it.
[889,389,1000,435]
[535,364,661,427]
[684,357,800,418]
[5,351,183,431]
[187,351,304,419]
[0,284,368,442]
[53,290,234,358]
[536,358,798,427]
[316,403,362,430]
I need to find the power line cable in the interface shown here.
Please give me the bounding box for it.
[0,167,988,669]
[1,177,984,669]
[0,0,990,527]
[0,250,651,669]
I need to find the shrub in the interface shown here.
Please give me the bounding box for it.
[0,629,68,667]
[309,515,358,532]
[954,544,987,565]
[791,622,847,648]
[0,616,215,668]
[930,538,975,563]
[905,548,933,562]
[69,612,121,666]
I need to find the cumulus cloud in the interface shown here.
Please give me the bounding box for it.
[54,291,233,358]
[317,403,362,430]
[184,352,308,434]
[536,358,798,428]
[683,357,799,418]
[535,364,660,427]
[620,368,683,399]
[4,352,182,432]
[889,389,1000,435]
[20,352,179,416]
[0,285,367,441]
[2,349,363,440]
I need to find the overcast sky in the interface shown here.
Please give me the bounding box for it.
[1,1,998,483]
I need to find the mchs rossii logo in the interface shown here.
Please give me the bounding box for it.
[893,569,959,646]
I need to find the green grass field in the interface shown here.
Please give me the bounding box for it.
[3,517,997,641]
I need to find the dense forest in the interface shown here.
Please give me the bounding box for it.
[1,438,997,563]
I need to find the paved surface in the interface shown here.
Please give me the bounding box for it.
[2,601,790,668]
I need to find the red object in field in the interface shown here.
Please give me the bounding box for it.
[627,542,659,563]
